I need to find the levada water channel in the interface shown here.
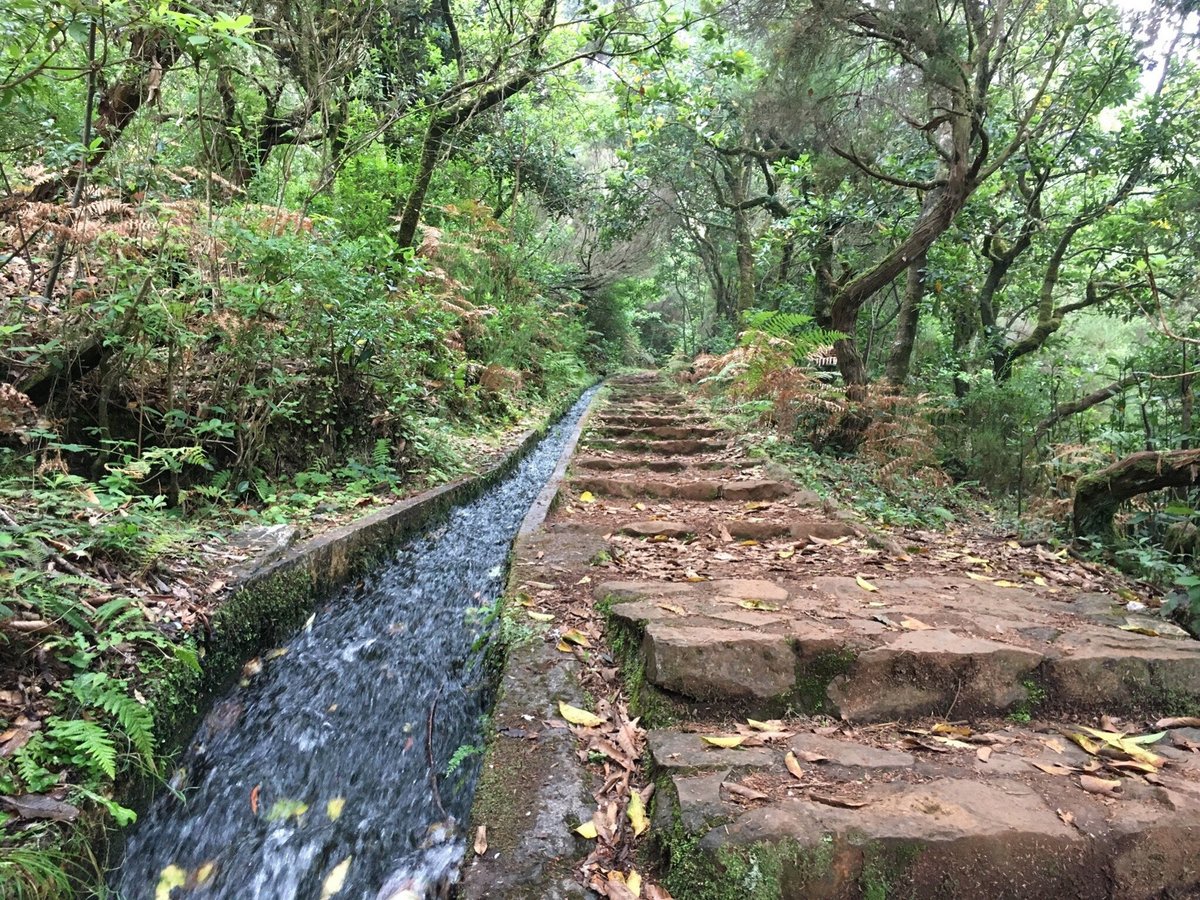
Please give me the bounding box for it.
[110,387,599,899]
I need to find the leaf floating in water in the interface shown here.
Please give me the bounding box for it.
[320,857,352,899]
[249,784,261,815]
[265,647,288,661]
[701,735,745,749]
[265,798,309,822]
[579,491,596,503]
[196,861,216,885]
[155,865,187,900]
[559,701,604,728]
[326,797,345,821]
[627,790,649,837]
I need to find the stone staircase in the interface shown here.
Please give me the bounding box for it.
[568,374,1200,898]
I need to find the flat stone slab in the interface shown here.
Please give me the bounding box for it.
[596,574,1200,720]
[618,520,697,539]
[644,624,796,699]
[595,424,724,440]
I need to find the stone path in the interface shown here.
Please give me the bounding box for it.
[464,373,1200,900]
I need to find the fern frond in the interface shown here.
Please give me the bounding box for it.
[46,718,118,780]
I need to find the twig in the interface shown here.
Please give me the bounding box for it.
[0,505,97,581]
[427,687,447,820]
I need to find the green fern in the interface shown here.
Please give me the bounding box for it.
[372,438,391,470]
[740,310,843,365]
[45,718,118,781]
[61,673,156,770]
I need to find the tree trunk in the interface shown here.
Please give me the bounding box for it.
[884,252,927,385]
[1035,374,1140,443]
[1073,448,1200,538]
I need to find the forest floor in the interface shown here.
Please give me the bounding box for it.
[464,372,1200,900]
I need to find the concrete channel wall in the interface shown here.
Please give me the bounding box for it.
[106,384,599,875]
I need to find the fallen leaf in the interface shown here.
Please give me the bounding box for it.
[561,628,591,647]
[327,797,345,821]
[855,574,878,593]
[575,820,598,839]
[156,865,187,900]
[579,491,596,503]
[576,575,592,585]
[778,549,795,560]
[474,825,488,855]
[684,569,706,582]
[196,861,216,884]
[1157,717,1200,729]
[1030,761,1075,776]
[976,746,992,763]
[784,751,804,780]
[701,735,746,749]
[658,603,685,615]
[265,647,288,661]
[899,617,932,631]
[559,702,604,728]
[627,870,643,896]
[1057,808,1076,827]
[795,749,830,763]
[1080,774,1122,796]
[556,641,573,652]
[966,572,994,582]
[721,781,769,801]
[320,857,351,900]
[250,783,261,815]
[746,719,784,731]
[265,798,309,821]
[809,792,868,809]
[993,580,1021,588]
[627,790,649,836]
[0,794,79,822]
[737,599,780,611]
[931,723,972,738]
[527,611,554,622]
[634,502,646,511]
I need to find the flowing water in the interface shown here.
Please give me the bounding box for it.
[111,388,598,900]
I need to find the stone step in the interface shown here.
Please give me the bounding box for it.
[574,456,740,474]
[593,424,725,440]
[597,576,1200,722]
[570,476,796,502]
[582,438,732,456]
[597,414,711,428]
[647,723,1200,898]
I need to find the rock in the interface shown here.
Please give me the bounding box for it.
[725,520,791,541]
[789,520,857,543]
[643,625,796,700]
[721,480,795,501]
[648,729,778,773]
[1042,630,1200,711]
[788,732,914,769]
[827,630,1044,721]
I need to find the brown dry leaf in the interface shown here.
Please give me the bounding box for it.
[718,524,733,543]
[784,751,804,780]
[1080,774,1122,796]
[474,825,488,855]
[1156,717,1200,729]
[658,603,685,615]
[721,781,769,802]
[976,746,992,763]
[809,792,868,809]
[1030,761,1076,776]
[899,617,933,630]
[1057,808,1076,827]
[795,749,830,763]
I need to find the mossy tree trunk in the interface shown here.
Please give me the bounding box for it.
[1072,448,1200,538]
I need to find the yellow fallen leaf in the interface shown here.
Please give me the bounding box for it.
[627,790,649,837]
[196,862,216,885]
[576,575,592,584]
[778,549,795,559]
[701,735,746,749]
[746,719,781,731]
[527,611,554,622]
[737,599,780,611]
[627,870,643,896]
[967,572,994,582]
[1033,576,1048,586]
[556,641,573,652]
[658,603,685,615]
[961,555,989,565]
[993,580,1020,588]
[559,701,604,728]
[634,502,646,511]
[326,797,345,821]
[578,490,597,503]
[811,535,849,546]
[575,821,598,839]
[320,857,352,900]
[855,574,877,593]
[265,647,288,660]
[684,569,706,582]
[561,628,591,647]
[900,617,932,630]
[784,751,804,780]
[156,865,187,900]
